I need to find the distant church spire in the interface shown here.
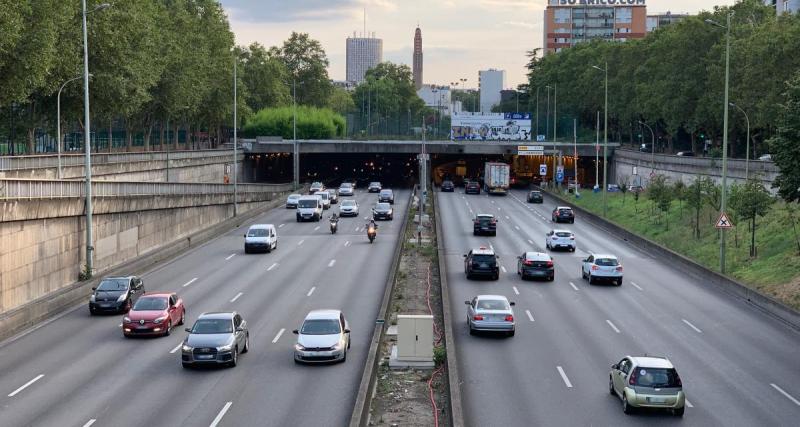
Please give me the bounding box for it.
[413,26,423,90]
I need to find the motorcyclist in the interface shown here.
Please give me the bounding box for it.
[329,213,339,233]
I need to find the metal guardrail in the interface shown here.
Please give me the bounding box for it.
[615,148,778,173]
[0,150,237,171]
[0,179,291,199]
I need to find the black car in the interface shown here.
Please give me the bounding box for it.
[379,189,394,204]
[552,206,575,224]
[465,181,481,195]
[464,248,499,280]
[527,190,543,203]
[473,214,497,236]
[441,180,455,192]
[517,252,555,281]
[372,202,394,220]
[89,276,144,314]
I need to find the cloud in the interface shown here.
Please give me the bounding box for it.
[503,21,537,29]
[221,0,361,22]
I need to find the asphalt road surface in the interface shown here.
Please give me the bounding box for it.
[0,188,408,427]
[439,187,800,427]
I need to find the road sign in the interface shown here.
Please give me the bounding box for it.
[518,145,544,151]
[715,213,734,229]
[519,151,544,156]
[417,153,429,161]
[556,172,564,183]
[537,135,546,142]
[539,164,547,176]
[649,171,656,178]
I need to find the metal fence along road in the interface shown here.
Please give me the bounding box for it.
[0,179,292,199]
[0,150,237,171]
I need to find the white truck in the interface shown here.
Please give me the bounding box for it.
[484,162,510,195]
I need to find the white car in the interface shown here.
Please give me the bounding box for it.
[293,310,350,364]
[338,183,354,196]
[244,224,277,253]
[339,199,359,217]
[286,194,301,209]
[316,190,332,210]
[296,195,323,222]
[545,229,576,252]
[581,253,623,286]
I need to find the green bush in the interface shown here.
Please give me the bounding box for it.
[242,106,345,139]
[433,346,446,366]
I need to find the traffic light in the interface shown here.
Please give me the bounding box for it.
[699,132,705,140]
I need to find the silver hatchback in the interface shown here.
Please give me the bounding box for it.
[465,295,516,337]
[293,310,351,364]
[609,356,686,416]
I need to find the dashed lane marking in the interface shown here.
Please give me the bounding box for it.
[182,278,198,288]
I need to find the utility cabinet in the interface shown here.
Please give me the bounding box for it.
[396,314,433,362]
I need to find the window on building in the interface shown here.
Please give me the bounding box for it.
[554,9,571,23]
[615,7,632,24]
[556,27,570,33]
[616,27,631,33]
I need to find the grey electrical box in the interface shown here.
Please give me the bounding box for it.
[396,314,433,362]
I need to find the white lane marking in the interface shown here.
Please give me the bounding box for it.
[514,225,520,231]
[569,282,579,291]
[525,310,535,322]
[527,239,534,245]
[298,240,304,246]
[771,383,800,406]
[267,263,279,271]
[556,366,573,388]
[500,266,507,273]
[314,226,320,231]
[497,207,501,211]
[491,201,495,204]
[505,215,510,219]
[489,244,494,251]
[606,319,621,334]
[328,259,336,267]
[307,287,316,297]
[230,292,243,303]
[117,323,122,328]
[469,209,474,215]
[513,286,520,295]
[8,374,45,397]
[82,420,96,427]
[630,281,643,291]
[272,328,285,343]
[344,241,351,247]
[278,223,285,228]
[182,278,198,288]
[685,399,694,408]
[170,343,182,354]
[225,253,236,261]
[682,319,703,334]
[209,401,233,427]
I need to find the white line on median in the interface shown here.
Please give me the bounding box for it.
[489,244,494,251]
[505,215,510,219]
[225,254,236,261]
[272,328,285,343]
[209,401,233,427]
[344,241,351,247]
[307,287,316,297]
[8,374,44,397]
[606,319,621,334]
[682,319,703,334]
[82,420,96,427]
[500,266,507,273]
[170,343,182,354]
[267,263,278,271]
[230,292,243,303]
[771,383,800,406]
[528,239,534,245]
[685,399,694,408]
[314,226,320,231]
[278,223,285,228]
[513,286,520,295]
[328,259,336,267]
[526,310,535,322]
[298,240,304,246]
[182,278,198,288]
[569,282,579,291]
[556,366,573,388]
[630,281,643,291]
[118,323,122,328]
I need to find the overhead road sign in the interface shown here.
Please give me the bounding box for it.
[539,164,547,176]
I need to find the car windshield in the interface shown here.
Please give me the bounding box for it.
[340,183,351,188]
[311,182,322,188]
[288,194,300,200]
[555,232,572,238]
[558,209,572,214]
[530,191,541,196]
[477,216,494,223]
[342,200,356,207]
[96,279,129,291]
[634,368,681,388]
[595,258,619,266]
[376,203,391,210]
[301,319,341,335]
[477,299,509,310]
[133,297,168,311]
[370,182,380,186]
[443,181,453,185]
[380,190,391,195]
[247,228,268,237]
[191,319,233,334]
[318,192,329,199]
[298,199,318,208]
[472,254,495,263]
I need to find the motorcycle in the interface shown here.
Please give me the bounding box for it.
[366,223,377,243]
[329,217,339,234]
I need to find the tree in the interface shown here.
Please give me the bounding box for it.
[327,86,355,115]
[242,106,344,140]
[730,178,774,257]
[352,62,426,137]
[618,175,630,204]
[451,90,479,113]
[270,32,332,107]
[782,202,800,255]
[239,42,290,112]
[673,180,687,218]
[685,177,712,238]
[647,175,673,229]
[769,71,800,202]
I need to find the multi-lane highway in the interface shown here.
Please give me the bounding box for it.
[439,188,800,427]
[0,188,408,427]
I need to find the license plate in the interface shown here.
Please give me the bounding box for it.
[196,354,213,360]
[647,397,666,403]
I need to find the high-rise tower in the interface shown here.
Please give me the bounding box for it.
[413,26,423,90]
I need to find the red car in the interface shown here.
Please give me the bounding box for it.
[123,292,185,337]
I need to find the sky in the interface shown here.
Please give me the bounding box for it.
[220,0,736,89]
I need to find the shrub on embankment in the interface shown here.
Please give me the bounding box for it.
[242,106,345,139]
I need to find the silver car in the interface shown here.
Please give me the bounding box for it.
[581,253,623,286]
[339,199,359,217]
[181,312,249,368]
[609,356,686,416]
[293,310,350,364]
[286,193,301,209]
[465,295,516,337]
[338,183,354,196]
[326,189,338,205]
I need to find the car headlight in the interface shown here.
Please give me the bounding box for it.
[294,343,306,351]
[218,344,233,352]
[388,209,393,215]
[123,316,132,323]
[330,342,342,350]
[116,293,127,303]
[182,344,193,352]
[89,294,96,303]
[153,316,167,324]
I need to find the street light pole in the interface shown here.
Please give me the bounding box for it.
[553,83,558,191]
[638,120,655,174]
[293,79,299,190]
[592,63,608,217]
[706,12,733,274]
[535,86,540,137]
[233,59,238,216]
[730,102,750,180]
[595,111,600,189]
[57,75,84,179]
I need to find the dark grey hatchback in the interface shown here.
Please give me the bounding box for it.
[89,276,144,314]
[182,312,249,368]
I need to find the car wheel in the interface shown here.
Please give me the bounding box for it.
[549,275,555,282]
[609,376,615,395]
[588,275,595,285]
[581,269,586,279]
[616,278,623,286]
[570,247,575,252]
[179,309,185,325]
[673,407,685,417]
[468,322,475,336]
[229,347,239,367]
[182,362,191,369]
[507,330,515,337]
[622,394,633,414]
[89,308,96,316]
[244,247,250,254]
[165,320,172,336]
[274,241,278,250]
[493,273,499,281]
[266,245,271,254]
[242,333,250,353]
[341,348,347,363]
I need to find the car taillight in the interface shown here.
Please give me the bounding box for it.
[570,236,575,240]
[616,266,624,272]
[524,260,534,266]
[504,315,514,322]
[473,315,484,321]
[474,220,479,224]
[490,220,496,224]
[546,261,554,267]
[629,370,637,386]
[591,265,599,271]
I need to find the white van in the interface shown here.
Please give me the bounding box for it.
[244,224,277,253]
[296,195,323,222]
[316,190,331,210]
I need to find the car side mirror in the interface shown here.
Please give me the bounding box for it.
[463,254,467,258]
[292,329,299,334]
[612,363,619,370]
[91,287,96,291]
[510,302,516,306]
[464,300,470,305]
[582,259,588,263]
[344,329,351,333]
[244,234,247,238]
[184,328,192,333]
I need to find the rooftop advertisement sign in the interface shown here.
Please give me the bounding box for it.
[451,113,532,141]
